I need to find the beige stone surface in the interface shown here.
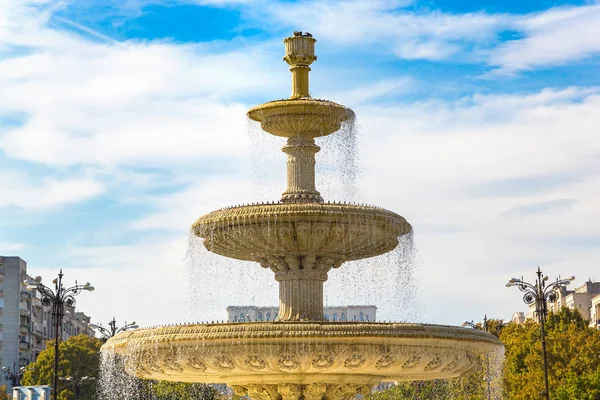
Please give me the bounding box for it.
[104,322,500,385]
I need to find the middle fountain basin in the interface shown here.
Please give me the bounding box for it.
[192,203,412,263]
[104,322,500,386]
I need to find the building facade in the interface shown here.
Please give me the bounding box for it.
[514,279,600,329]
[227,305,377,322]
[0,256,94,390]
[12,385,51,400]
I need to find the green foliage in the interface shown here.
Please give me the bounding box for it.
[151,381,221,400]
[502,307,600,400]
[22,334,103,400]
[0,385,7,400]
[370,313,600,399]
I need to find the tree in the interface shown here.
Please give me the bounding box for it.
[0,385,8,400]
[502,307,600,400]
[151,381,221,400]
[22,334,103,400]
[368,318,506,400]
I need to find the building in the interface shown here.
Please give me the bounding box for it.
[0,256,94,390]
[590,295,600,329]
[513,279,600,328]
[12,385,51,400]
[227,305,377,322]
[565,281,600,321]
[510,312,525,325]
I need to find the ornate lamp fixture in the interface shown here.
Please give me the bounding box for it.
[24,270,94,400]
[506,267,575,400]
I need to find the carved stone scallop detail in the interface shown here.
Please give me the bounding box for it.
[213,355,235,371]
[245,355,266,371]
[424,356,442,372]
[189,357,207,371]
[375,354,395,370]
[311,352,334,369]
[277,354,300,370]
[344,352,365,369]
[401,355,420,370]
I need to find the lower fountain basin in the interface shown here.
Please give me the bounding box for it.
[103,322,501,386]
[192,203,411,264]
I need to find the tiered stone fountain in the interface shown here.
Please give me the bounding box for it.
[104,32,501,400]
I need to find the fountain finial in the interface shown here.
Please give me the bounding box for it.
[283,32,317,99]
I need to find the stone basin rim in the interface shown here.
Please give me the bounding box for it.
[192,202,411,230]
[247,98,355,122]
[103,322,501,350]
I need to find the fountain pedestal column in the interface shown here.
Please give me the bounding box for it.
[261,256,342,321]
[281,137,322,203]
[276,270,327,321]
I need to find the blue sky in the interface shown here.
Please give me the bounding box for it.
[1,0,600,327]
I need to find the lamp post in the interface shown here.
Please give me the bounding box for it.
[2,362,26,388]
[24,270,94,400]
[59,375,95,400]
[462,315,491,400]
[506,267,575,400]
[89,317,138,340]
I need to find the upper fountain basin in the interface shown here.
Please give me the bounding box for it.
[192,202,411,264]
[247,99,354,138]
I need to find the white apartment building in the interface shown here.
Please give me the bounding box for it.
[0,256,94,391]
[590,295,600,329]
[227,305,377,322]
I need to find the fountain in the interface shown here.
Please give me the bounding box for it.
[103,32,502,399]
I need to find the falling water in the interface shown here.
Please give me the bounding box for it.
[99,352,150,400]
[326,231,422,322]
[245,115,422,322]
[316,118,361,202]
[247,119,284,201]
[185,229,277,322]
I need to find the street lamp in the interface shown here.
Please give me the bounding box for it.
[2,362,26,388]
[462,315,491,400]
[24,270,94,400]
[59,375,95,400]
[506,267,575,400]
[89,317,138,340]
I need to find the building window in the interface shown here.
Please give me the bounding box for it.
[266,313,271,321]
[333,313,338,321]
[234,316,238,322]
[257,313,263,321]
[341,313,346,321]
[578,303,583,309]
[325,314,329,321]
[359,312,364,321]
[353,315,357,321]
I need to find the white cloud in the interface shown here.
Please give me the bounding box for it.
[248,0,600,72]
[264,0,504,61]
[324,78,413,106]
[0,171,104,209]
[353,88,600,321]
[489,5,600,74]
[0,242,26,252]
[0,1,282,168]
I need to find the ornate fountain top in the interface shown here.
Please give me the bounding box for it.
[246,32,355,203]
[283,31,317,99]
